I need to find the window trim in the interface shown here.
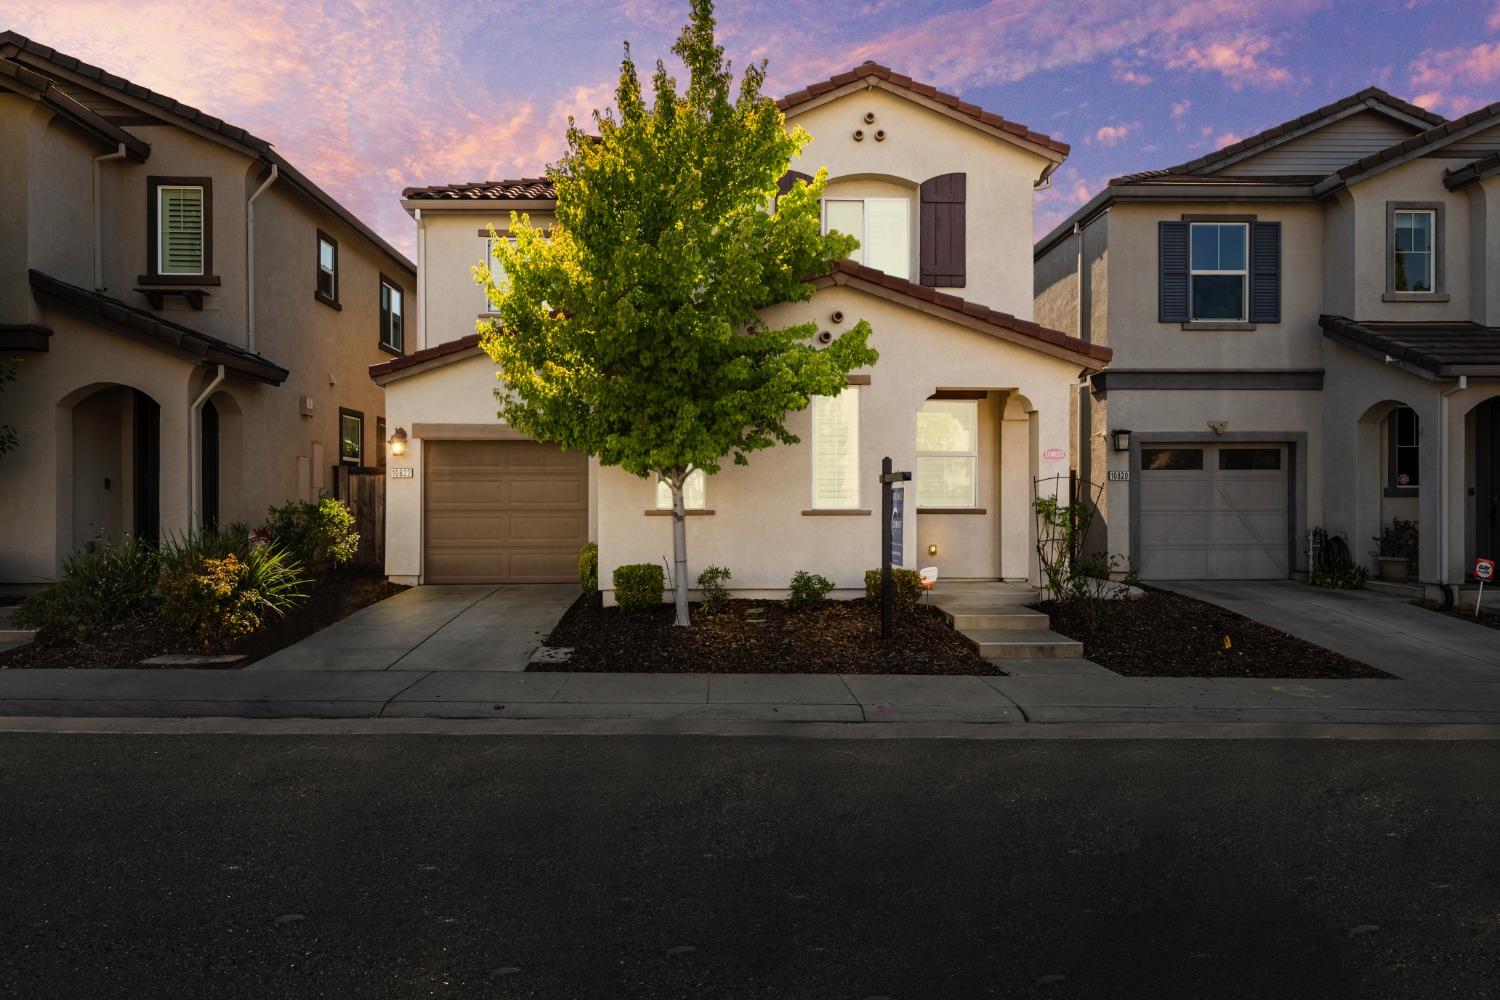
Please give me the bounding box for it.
[1188,221,1249,322]
[315,229,341,310]
[1384,202,1447,301]
[1385,405,1420,497]
[376,416,386,470]
[916,398,980,509]
[378,273,405,356]
[483,234,512,314]
[338,407,364,466]
[809,387,861,510]
[141,176,219,286]
[823,197,912,281]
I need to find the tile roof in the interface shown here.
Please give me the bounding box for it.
[369,333,484,382]
[777,62,1068,156]
[1329,100,1500,185]
[1445,150,1500,190]
[817,259,1110,366]
[1122,86,1443,181]
[0,30,414,275]
[29,270,289,384]
[1320,315,1500,377]
[402,179,557,201]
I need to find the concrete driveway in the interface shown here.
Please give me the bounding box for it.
[1155,580,1500,683]
[249,585,579,672]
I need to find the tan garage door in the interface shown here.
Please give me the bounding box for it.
[424,440,588,584]
[1137,444,1288,580]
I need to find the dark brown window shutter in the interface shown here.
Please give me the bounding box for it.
[920,173,965,287]
[775,170,813,209]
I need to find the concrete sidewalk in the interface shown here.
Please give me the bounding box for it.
[6,667,1500,725]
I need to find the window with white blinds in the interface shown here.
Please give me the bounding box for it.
[916,399,979,507]
[158,185,205,275]
[484,236,510,313]
[655,468,706,509]
[811,388,860,509]
[823,198,910,280]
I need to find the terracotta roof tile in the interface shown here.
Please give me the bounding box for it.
[777,61,1068,157]
[402,178,558,201]
[368,333,484,380]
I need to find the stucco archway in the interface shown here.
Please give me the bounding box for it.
[58,382,161,553]
[1356,399,1422,579]
[1464,394,1500,574]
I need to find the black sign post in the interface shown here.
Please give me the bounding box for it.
[880,456,912,640]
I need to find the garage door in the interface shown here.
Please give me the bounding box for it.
[424,440,588,584]
[1137,444,1288,580]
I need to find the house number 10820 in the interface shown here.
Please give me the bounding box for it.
[1107,470,1129,481]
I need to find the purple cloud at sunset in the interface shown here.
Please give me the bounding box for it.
[8,0,1496,251]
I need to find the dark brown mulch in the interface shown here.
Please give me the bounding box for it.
[1039,588,1392,679]
[0,569,406,669]
[1421,601,1500,632]
[537,596,996,674]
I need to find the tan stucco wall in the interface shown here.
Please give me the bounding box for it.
[789,86,1050,316]
[415,207,556,352]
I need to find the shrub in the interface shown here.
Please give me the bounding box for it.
[613,563,665,613]
[159,546,307,651]
[786,570,835,610]
[266,498,358,573]
[864,568,923,613]
[1309,565,1369,590]
[696,565,732,612]
[579,542,599,596]
[14,535,160,643]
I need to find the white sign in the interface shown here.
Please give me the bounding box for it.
[390,467,414,479]
[1107,470,1129,482]
[1042,448,1066,463]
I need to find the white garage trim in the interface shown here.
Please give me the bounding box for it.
[1129,432,1305,580]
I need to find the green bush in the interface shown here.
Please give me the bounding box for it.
[612,563,665,613]
[786,570,835,610]
[266,498,358,573]
[864,568,923,613]
[159,546,307,651]
[579,542,599,596]
[14,535,160,643]
[696,565,732,612]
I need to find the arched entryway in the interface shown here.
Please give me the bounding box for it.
[199,389,244,530]
[1469,396,1500,571]
[1358,399,1423,580]
[66,384,160,549]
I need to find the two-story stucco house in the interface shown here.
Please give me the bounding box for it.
[1036,88,1500,597]
[375,63,1110,601]
[0,32,416,587]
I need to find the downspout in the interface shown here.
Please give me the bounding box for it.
[1073,221,1084,339]
[189,364,226,529]
[245,163,279,353]
[414,208,426,351]
[1437,375,1469,597]
[91,143,127,291]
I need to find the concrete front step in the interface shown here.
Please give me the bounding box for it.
[966,628,1084,660]
[930,588,1039,608]
[940,607,1052,631]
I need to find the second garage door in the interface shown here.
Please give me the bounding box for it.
[424,439,588,584]
[1137,444,1288,580]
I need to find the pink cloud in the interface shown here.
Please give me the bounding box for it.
[1171,99,1192,119]
[1409,42,1500,116]
[1213,131,1243,149]
[1112,60,1153,86]
[1093,122,1140,146]
[1167,34,1294,89]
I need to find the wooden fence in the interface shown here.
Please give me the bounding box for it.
[330,465,385,569]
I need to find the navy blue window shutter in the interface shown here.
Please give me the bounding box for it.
[1158,221,1189,323]
[1249,221,1281,324]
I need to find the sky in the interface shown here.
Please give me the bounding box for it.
[8,0,1499,255]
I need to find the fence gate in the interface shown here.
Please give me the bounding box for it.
[330,465,385,569]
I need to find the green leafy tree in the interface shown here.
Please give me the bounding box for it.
[476,0,877,626]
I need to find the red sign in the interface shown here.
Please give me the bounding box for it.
[1477,558,1496,582]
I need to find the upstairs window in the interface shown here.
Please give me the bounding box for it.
[338,408,363,465]
[1189,222,1247,321]
[147,179,211,278]
[379,276,404,354]
[823,198,910,280]
[316,231,339,308]
[655,469,707,510]
[1392,210,1434,293]
[810,389,860,509]
[484,236,510,314]
[916,399,979,508]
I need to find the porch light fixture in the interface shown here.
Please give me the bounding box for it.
[1111,429,1131,453]
[388,426,408,457]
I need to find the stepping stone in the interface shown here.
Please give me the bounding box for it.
[141,653,246,668]
[528,646,573,665]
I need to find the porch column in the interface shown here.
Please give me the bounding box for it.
[998,393,1034,583]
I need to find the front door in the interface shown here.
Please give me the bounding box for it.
[1477,399,1500,571]
[132,389,160,545]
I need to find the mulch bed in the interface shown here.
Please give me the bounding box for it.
[1039,588,1392,679]
[0,569,405,669]
[1422,602,1500,632]
[537,596,997,674]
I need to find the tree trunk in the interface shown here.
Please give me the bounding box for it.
[669,477,691,627]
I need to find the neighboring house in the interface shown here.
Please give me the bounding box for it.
[0,32,416,586]
[376,63,1110,596]
[1035,88,1500,594]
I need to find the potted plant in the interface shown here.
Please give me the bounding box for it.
[1371,518,1418,581]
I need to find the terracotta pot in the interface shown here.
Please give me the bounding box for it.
[1376,557,1411,582]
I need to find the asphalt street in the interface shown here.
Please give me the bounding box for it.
[1,734,1497,999]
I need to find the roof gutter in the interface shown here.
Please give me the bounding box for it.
[91,142,127,292]
[245,163,278,354]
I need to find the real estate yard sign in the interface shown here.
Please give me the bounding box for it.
[1476,557,1494,616]
[889,488,905,568]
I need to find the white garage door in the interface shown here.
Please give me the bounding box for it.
[424,440,589,584]
[1137,444,1288,580]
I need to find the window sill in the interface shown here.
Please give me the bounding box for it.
[916,507,987,515]
[644,509,715,516]
[801,508,871,516]
[136,274,222,287]
[377,342,404,357]
[1384,487,1419,498]
[1382,292,1449,303]
[1182,322,1256,331]
[136,286,208,310]
[315,291,342,311]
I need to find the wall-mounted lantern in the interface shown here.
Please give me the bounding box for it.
[388,426,409,457]
[1111,429,1131,453]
